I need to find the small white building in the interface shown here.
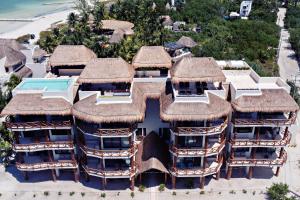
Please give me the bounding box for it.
[240,0,253,17]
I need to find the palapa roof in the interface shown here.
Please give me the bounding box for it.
[0,39,25,51]
[14,66,32,78]
[171,57,226,83]
[232,89,299,113]
[136,132,169,174]
[78,57,134,84]
[101,20,134,34]
[0,45,26,69]
[176,36,197,48]
[1,94,72,116]
[32,48,47,59]
[49,45,97,67]
[72,82,165,123]
[109,29,125,44]
[160,87,231,121]
[132,46,172,69]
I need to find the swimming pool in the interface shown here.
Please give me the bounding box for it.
[17,78,72,91]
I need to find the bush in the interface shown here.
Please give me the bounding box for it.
[200,190,205,195]
[81,192,85,197]
[229,190,236,194]
[44,191,49,196]
[242,189,247,194]
[130,192,135,198]
[58,191,62,196]
[172,191,176,195]
[158,184,165,192]
[267,183,295,200]
[70,191,75,196]
[100,193,106,198]
[185,191,189,195]
[16,34,31,43]
[33,194,36,198]
[138,185,145,192]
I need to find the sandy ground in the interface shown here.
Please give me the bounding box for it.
[0,10,74,44]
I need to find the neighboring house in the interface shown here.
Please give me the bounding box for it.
[0,39,32,87]
[1,46,298,191]
[165,36,197,61]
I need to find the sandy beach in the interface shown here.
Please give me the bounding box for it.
[0,9,74,43]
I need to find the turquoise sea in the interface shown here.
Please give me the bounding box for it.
[0,0,73,34]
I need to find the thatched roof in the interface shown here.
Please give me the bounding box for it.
[49,45,97,67]
[171,57,226,83]
[32,48,46,59]
[0,45,26,69]
[1,94,72,116]
[78,57,134,84]
[109,29,125,44]
[232,89,299,113]
[14,66,32,78]
[101,20,134,35]
[160,87,231,121]
[176,36,197,48]
[132,46,172,69]
[0,39,25,51]
[136,132,169,174]
[72,82,165,123]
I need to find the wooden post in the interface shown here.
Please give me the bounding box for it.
[248,167,253,179]
[102,178,106,190]
[130,178,135,191]
[275,167,281,176]
[164,173,167,184]
[226,167,232,179]
[139,174,142,183]
[74,169,79,182]
[200,177,205,189]
[216,171,220,180]
[51,169,57,182]
[171,176,176,189]
[85,171,90,182]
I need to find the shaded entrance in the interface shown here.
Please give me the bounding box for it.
[136,132,170,185]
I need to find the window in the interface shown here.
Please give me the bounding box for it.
[103,138,130,148]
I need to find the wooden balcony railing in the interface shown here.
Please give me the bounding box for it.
[172,119,228,136]
[171,161,223,177]
[170,140,225,157]
[80,145,137,158]
[233,113,296,127]
[77,126,133,137]
[82,165,136,178]
[4,120,72,131]
[14,141,74,152]
[228,150,287,167]
[231,132,291,148]
[16,160,78,171]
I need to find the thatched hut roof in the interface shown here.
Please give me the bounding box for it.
[232,89,299,113]
[14,66,32,78]
[171,57,226,83]
[1,94,72,116]
[101,20,134,35]
[72,82,164,123]
[78,57,134,84]
[49,45,97,67]
[160,88,231,121]
[136,132,169,174]
[176,36,197,48]
[109,29,125,44]
[0,45,26,69]
[0,39,25,51]
[32,48,47,59]
[132,46,172,69]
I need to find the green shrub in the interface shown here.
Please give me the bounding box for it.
[172,191,176,195]
[267,183,295,200]
[81,192,85,197]
[44,191,49,196]
[200,190,205,195]
[70,191,75,196]
[158,184,165,192]
[229,190,236,194]
[130,192,135,198]
[138,185,145,192]
[100,193,106,198]
[242,189,247,194]
[58,191,62,195]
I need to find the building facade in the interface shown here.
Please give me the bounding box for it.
[1,46,298,190]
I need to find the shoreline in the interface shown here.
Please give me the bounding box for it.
[0,8,75,43]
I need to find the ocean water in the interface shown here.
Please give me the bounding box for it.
[0,0,73,33]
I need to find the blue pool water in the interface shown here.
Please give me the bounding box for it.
[18,79,72,91]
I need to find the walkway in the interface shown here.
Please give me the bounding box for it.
[276,8,300,82]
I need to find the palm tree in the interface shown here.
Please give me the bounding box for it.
[4,74,22,100]
[68,12,78,28]
[0,125,14,166]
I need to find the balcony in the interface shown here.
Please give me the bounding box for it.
[233,113,296,127]
[170,161,222,177]
[170,140,225,157]
[228,150,287,167]
[77,125,133,138]
[16,160,78,171]
[82,165,136,179]
[14,141,74,152]
[231,131,291,148]
[171,119,228,136]
[4,120,72,131]
[80,145,137,159]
